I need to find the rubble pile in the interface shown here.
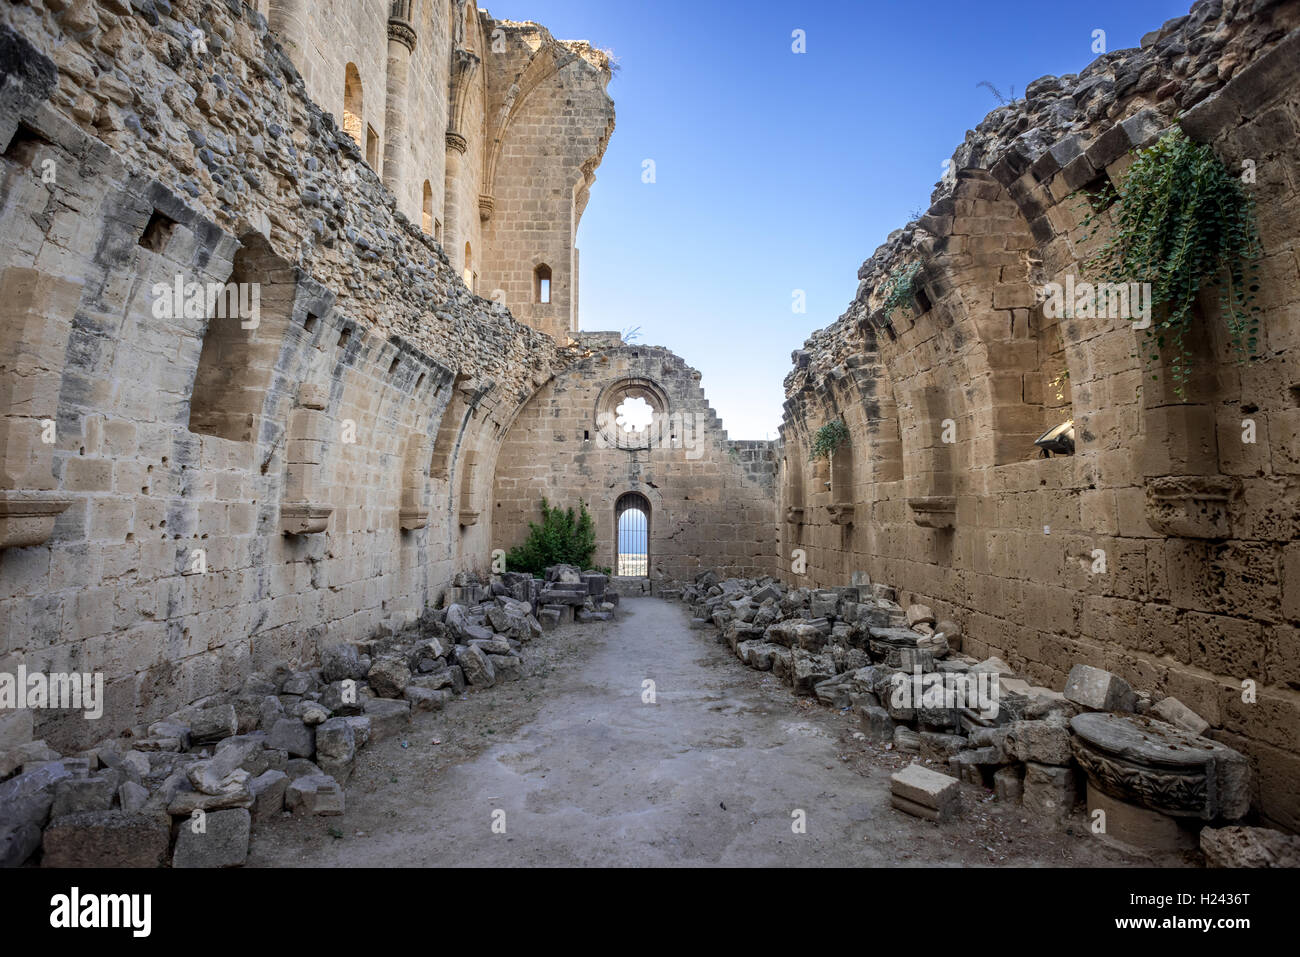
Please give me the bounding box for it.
[0,564,614,868]
[678,569,1292,863]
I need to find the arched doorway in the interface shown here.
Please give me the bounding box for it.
[615,492,650,577]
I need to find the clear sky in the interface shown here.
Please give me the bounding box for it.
[487,0,1192,439]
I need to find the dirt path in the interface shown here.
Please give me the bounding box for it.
[248,597,1180,867]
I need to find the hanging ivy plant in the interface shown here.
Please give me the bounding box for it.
[809,419,850,461]
[1081,127,1262,399]
[880,261,924,318]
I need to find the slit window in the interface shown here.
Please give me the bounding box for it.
[139,211,177,253]
[534,263,552,304]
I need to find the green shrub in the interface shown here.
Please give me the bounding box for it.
[810,419,850,461]
[880,261,924,318]
[1082,127,1262,398]
[505,498,598,576]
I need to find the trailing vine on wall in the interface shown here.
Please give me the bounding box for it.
[1081,127,1262,399]
[880,261,925,318]
[809,419,850,461]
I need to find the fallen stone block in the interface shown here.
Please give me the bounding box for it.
[296,700,331,726]
[172,808,251,868]
[489,655,523,681]
[167,784,254,817]
[1201,825,1300,868]
[858,704,895,744]
[320,642,370,682]
[1063,664,1137,712]
[920,732,967,759]
[456,644,496,688]
[314,717,356,781]
[343,716,372,749]
[1022,761,1078,822]
[0,760,73,834]
[117,780,150,813]
[791,650,834,694]
[147,721,192,750]
[249,770,288,825]
[890,764,960,822]
[41,810,170,867]
[906,604,935,627]
[50,773,118,819]
[267,718,315,759]
[286,774,344,816]
[1005,718,1072,765]
[362,698,410,742]
[0,819,42,868]
[1150,696,1210,735]
[893,726,922,753]
[970,657,1014,677]
[405,686,450,711]
[994,766,1024,803]
[189,704,238,744]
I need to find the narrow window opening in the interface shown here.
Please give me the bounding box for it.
[4,122,50,162]
[303,311,319,334]
[338,327,352,349]
[422,181,434,235]
[343,64,364,149]
[366,125,380,170]
[139,211,177,253]
[615,492,650,577]
[534,263,552,304]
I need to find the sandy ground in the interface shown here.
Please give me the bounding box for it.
[247,597,1193,867]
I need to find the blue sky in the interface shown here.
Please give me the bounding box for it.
[488,0,1192,438]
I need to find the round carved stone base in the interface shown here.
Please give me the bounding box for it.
[1070,713,1251,821]
[1086,782,1198,857]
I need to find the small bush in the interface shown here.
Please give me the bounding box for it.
[505,498,598,576]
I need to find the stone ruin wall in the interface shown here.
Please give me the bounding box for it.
[254,1,614,338]
[0,0,609,753]
[493,335,779,584]
[777,0,1300,831]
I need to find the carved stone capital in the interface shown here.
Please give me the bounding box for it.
[477,194,495,222]
[387,18,417,52]
[445,130,467,154]
[827,502,855,526]
[0,490,74,549]
[1144,474,1237,539]
[400,506,428,531]
[784,505,805,525]
[1070,713,1250,822]
[458,509,480,528]
[908,495,955,529]
[281,503,333,536]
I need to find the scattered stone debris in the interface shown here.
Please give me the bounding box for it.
[0,565,614,868]
[1200,825,1300,868]
[675,569,1258,859]
[891,763,961,822]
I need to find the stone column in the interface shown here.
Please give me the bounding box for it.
[267,0,309,66]
[443,48,479,274]
[382,3,418,203]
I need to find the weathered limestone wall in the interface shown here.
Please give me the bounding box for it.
[479,22,616,339]
[263,1,614,332]
[493,335,778,583]
[778,0,1300,831]
[0,0,601,752]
